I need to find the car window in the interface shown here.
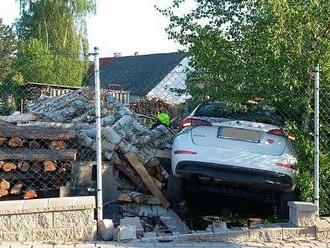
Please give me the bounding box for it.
[194,103,286,126]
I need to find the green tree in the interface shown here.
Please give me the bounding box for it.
[161,0,330,129]
[16,0,96,86]
[0,18,16,81]
[0,18,19,115]
[16,39,53,83]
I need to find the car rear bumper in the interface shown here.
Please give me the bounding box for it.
[175,161,295,192]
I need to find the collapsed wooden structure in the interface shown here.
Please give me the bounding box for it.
[0,87,174,213]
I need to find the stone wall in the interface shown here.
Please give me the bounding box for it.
[0,196,96,243]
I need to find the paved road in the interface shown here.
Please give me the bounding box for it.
[1,240,330,248]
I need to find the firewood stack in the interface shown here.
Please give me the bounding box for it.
[0,122,77,199]
[0,87,174,208]
[131,98,179,118]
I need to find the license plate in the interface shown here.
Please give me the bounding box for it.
[218,127,261,143]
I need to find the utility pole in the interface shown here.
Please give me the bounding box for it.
[314,64,320,217]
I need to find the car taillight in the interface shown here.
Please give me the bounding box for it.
[174,150,197,155]
[268,128,286,136]
[179,117,211,130]
[275,162,297,171]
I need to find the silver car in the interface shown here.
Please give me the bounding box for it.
[168,102,298,217]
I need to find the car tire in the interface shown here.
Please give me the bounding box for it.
[166,171,183,209]
[276,192,299,218]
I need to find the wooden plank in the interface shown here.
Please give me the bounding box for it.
[124,152,170,208]
[0,148,77,161]
[0,122,76,140]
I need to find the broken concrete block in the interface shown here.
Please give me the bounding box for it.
[212,222,228,232]
[114,225,137,241]
[120,217,144,236]
[143,231,157,238]
[98,219,114,241]
[288,201,317,227]
[122,204,190,234]
[248,218,264,227]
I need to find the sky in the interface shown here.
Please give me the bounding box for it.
[0,0,185,57]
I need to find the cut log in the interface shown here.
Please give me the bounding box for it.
[0,179,10,190]
[31,162,42,173]
[2,162,17,172]
[8,137,24,148]
[118,193,132,203]
[0,113,38,123]
[24,190,38,199]
[10,183,23,195]
[0,122,76,140]
[44,160,57,172]
[28,140,42,149]
[18,161,30,172]
[0,148,77,161]
[0,161,4,169]
[0,137,6,146]
[128,192,161,205]
[124,152,170,208]
[0,189,8,198]
[58,162,71,173]
[49,140,66,150]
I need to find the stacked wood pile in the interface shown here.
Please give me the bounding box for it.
[0,87,173,204]
[131,98,179,118]
[0,87,186,235]
[0,121,76,199]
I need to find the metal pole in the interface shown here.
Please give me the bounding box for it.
[314,64,320,217]
[94,47,103,222]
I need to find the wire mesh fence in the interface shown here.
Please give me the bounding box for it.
[0,52,329,216]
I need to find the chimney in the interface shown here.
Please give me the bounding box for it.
[114,52,122,58]
[134,51,139,56]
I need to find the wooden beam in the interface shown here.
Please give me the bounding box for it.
[0,122,76,140]
[0,148,77,161]
[124,152,170,208]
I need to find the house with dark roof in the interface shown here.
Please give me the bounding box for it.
[88,52,190,104]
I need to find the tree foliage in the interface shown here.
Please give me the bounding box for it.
[0,18,16,82]
[0,18,20,115]
[161,0,330,129]
[15,0,96,86]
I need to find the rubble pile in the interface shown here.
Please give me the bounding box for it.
[0,87,189,239]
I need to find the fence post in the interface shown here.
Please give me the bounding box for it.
[93,47,103,222]
[314,64,320,217]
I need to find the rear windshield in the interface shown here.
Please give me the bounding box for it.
[194,102,286,126]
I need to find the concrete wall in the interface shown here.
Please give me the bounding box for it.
[0,196,96,243]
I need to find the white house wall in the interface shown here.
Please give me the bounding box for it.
[146,57,191,104]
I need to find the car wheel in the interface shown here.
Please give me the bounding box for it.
[276,192,299,218]
[166,172,183,209]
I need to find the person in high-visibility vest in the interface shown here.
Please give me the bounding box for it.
[152,112,171,128]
